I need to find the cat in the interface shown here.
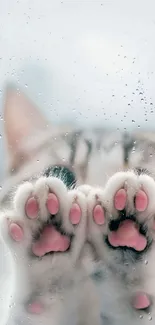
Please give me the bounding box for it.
[1,84,155,325]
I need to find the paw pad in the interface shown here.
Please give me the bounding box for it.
[9,223,24,242]
[93,205,105,225]
[108,220,147,251]
[27,301,44,314]
[46,193,59,215]
[132,292,150,310]
[135,190,148,212]
[25,197,39,219]
[114,189,126,210]
[69,203,81,225]
[32,226,70,256]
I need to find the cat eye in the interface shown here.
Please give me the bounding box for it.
[44,165,76,189]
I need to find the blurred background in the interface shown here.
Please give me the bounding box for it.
[0,0,155,179]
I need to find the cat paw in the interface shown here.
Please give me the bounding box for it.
[0,177,88,323]
[1,176,87,260]
[87,171,155,314]
[87,171,155,259]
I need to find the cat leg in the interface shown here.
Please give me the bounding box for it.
[0,176,87,325]
[87,171,155,325]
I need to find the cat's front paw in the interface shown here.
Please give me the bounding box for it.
[87,171,155,317]
[87,171,155,260]
[2,177,87,258]
[0,176,87,325]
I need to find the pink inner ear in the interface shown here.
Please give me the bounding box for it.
[4,85,49,169]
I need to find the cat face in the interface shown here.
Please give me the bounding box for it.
[1,84,155,205]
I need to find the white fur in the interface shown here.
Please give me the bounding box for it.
[3,85,155,325]
[0,177,88,325]
[2,109,155,325]
[87,171,155,325]
[2,170,155,325]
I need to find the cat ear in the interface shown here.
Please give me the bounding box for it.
[3,84,49,172]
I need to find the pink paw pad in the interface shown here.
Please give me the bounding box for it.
[114,189,126,210]
[108,220,147,251]
[135,190,148,212]
[93,205,105,225]
[27,301,44,314]
[32,226,70,256]
[69,203,81,225]
[25,197,39,219]
[132,292,150,310]
[9,223,24,241]
[46,193,59,215]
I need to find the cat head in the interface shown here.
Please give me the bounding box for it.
[1,84,76,203]
[2,83,155,203]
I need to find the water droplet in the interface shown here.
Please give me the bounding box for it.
[9,302,15,308]
[25,84,28,88]
[144,260,148,265]
[148,314,152,321]
[139,315,143,319]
